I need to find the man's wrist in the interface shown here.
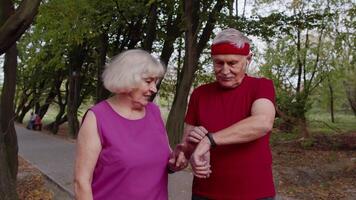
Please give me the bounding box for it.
[206,132,217,148]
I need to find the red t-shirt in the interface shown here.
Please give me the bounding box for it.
[185,75,276,200]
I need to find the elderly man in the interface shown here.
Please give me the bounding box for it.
[170,28,276,200]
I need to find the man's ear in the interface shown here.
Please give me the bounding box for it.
[247,52,253,63]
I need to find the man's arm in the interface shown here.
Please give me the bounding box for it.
[212,98,275,145]
[193,98,275,153]
[190,98,275,178]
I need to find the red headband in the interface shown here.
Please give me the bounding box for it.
[211,42,250,55]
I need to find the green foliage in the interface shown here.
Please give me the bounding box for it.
[258,1,354,130]
[12,0,355,140]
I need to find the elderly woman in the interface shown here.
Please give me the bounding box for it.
[74,49,176,200]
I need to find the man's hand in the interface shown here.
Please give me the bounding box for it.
[190,137,212,178]
[186,126,208,143]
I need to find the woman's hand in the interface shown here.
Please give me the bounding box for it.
[168,143,189,172]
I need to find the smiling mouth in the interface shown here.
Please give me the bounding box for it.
[219,77,233,81]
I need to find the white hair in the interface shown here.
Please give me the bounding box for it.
[102,49,165,93]
[212,28,251,48]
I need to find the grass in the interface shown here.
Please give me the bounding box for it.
[271,112,356,143]
[307,113,356,134]
[270,130,299,143]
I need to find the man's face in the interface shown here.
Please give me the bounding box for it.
[212,54,251,88]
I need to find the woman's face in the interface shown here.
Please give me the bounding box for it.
[128,76,159,107]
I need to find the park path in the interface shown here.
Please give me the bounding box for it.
[16,125,193,200]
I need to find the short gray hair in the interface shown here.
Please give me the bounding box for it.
[102,49,165,93]
[212,28,251,48]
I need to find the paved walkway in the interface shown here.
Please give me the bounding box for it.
[16,125,193,200]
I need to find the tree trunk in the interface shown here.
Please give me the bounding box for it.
[298,118,309,138]
[296,28,303,95]
[166,0,225,146]
[38,88,56,119]
[67,46,86,138]
[67,72,80,138]
[235,0,239,17]
[16,98,34,123]
[15,89,31,117]
[15,92,34,123]
[127,19,144,49]
[142,3,157,52]
[0,0,21,198]
[95,31,110,103]
[166,0,200,146]
[46,115,67,135]
[328,77,335,123]
[46,76,67,134]
[0,0,42,55]
[38,70,66,120]
[345,82,356,116]
[242,0,247,18]
[0,44,18,199]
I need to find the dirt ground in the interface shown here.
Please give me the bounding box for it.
[17,156,53,200]
[17,127,356,199]
[17,157,73,200]
[272,132,356,200]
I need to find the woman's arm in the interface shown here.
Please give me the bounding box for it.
[74,111,102,200]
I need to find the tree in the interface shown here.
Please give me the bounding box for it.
[339,2,356,115]
[313,1,355,121]
[0,0,41,199]
[0,0,41,55]
[258,0,354,136]
[166,0,227,146]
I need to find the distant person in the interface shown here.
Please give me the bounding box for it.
[34,114,42,131]
[27,112,36,130]
[172,28,276,199]
[74,49,178,200]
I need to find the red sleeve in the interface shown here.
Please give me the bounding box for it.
[255,78,276,105]
[184,89,199,126]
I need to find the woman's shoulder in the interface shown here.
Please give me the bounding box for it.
[147,102,160,111]
[147,102,164,117]
[89,100,109,112]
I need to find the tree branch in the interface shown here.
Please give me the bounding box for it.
[197,0,225,55]
[0,0,42,55]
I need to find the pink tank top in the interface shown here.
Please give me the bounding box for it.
[89,101,170,200]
